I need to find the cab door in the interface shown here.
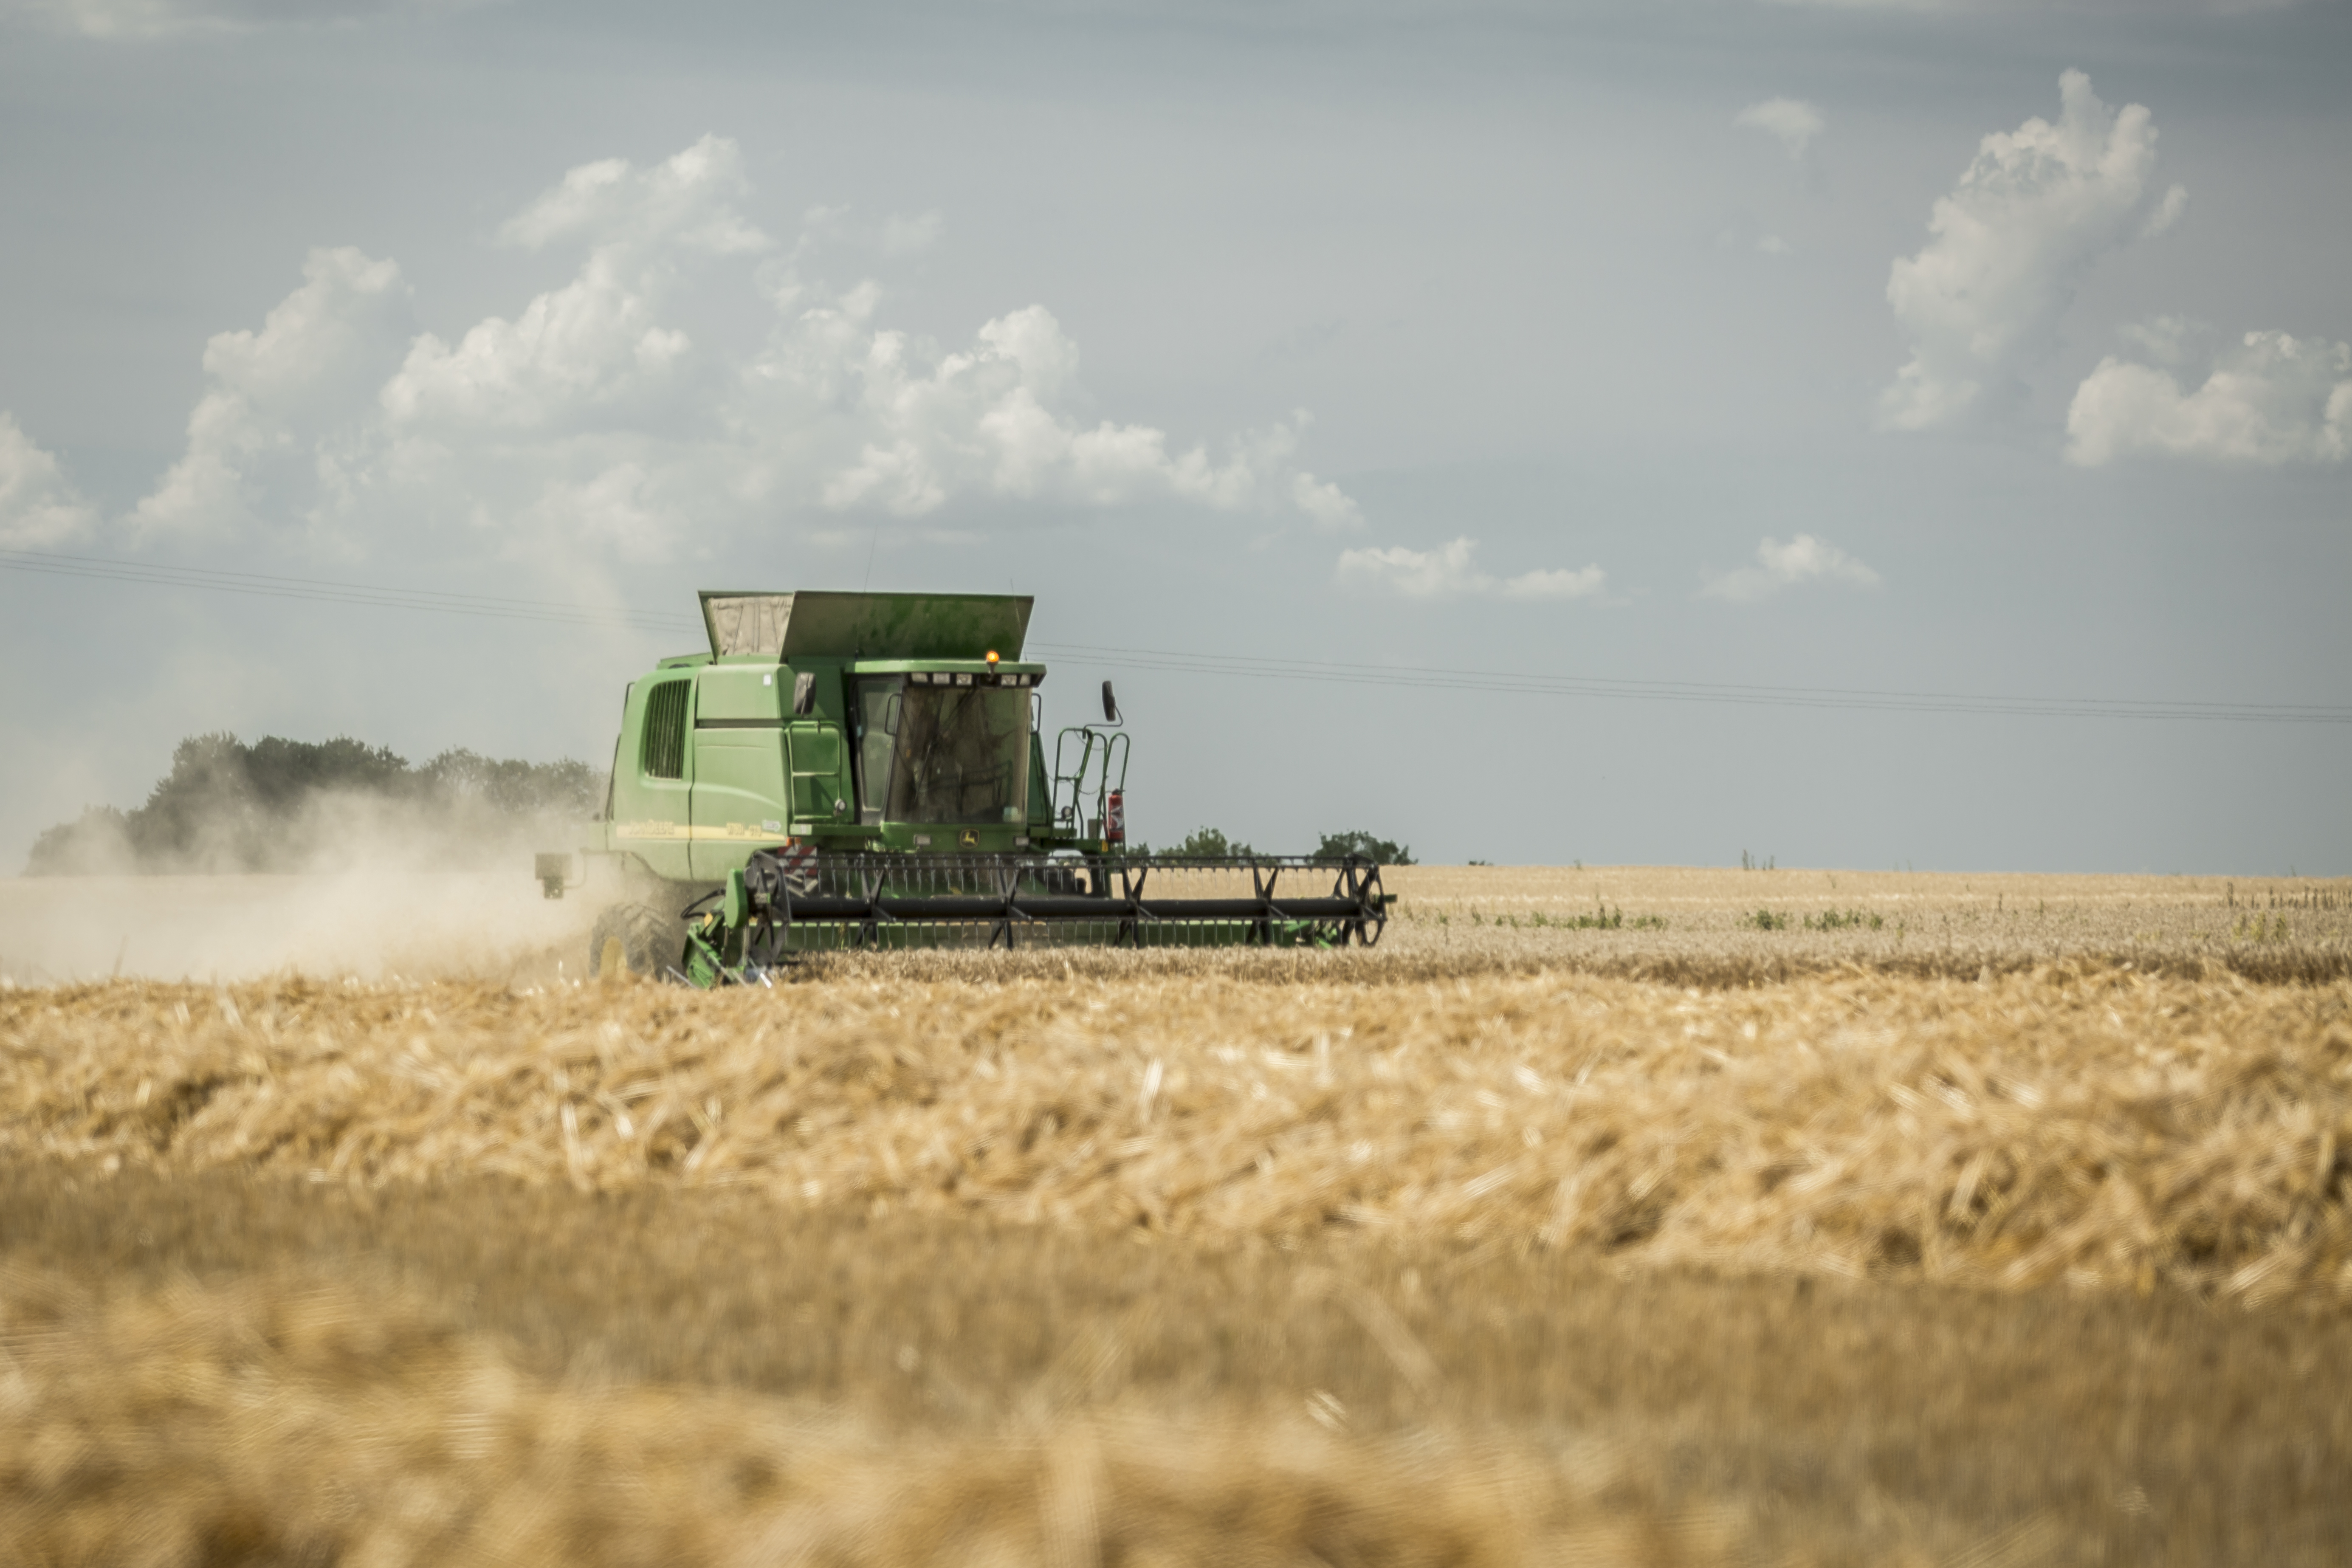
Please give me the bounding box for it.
[689,726,792,878]
[609,674,696,880]
[689,664,792,878]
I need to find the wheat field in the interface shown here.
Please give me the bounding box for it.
[4,866,2350,1564]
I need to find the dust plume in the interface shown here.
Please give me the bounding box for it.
[0,869,593,985]
[4,733,604,983]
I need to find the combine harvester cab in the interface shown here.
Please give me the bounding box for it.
[539,591,1393,983]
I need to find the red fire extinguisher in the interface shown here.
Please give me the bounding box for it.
[1105,789,1125,845]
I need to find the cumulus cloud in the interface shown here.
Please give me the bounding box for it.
[1735,98,1825,161]
[111,136,1358,559]
[496,135,770,260]
[1336,537,1603,601]
[787,304,1359,524]
[1701,534,1881,602]
[132,246,412,538]
[1880,70,2187,433]
[379,254,696,435]
[2067,328,2352,467]
[516,462,690,562]
[377,137,765,440]
[0,412,99,547]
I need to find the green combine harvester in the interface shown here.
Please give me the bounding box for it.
[537,592,1393,984]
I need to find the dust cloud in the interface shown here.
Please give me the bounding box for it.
[1,789,605,984]
[8,754,611,983]
[0,869,598,985]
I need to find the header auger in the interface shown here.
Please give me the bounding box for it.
[537,591,1393,984]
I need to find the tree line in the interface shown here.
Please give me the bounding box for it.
[25,734,601,875]
[1134,826,1414,864]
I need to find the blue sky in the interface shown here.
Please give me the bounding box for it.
[2,0,2347,871]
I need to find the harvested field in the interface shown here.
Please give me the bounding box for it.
[2,865,2344,986]
[10,1167,2352,1568]
[11,967,2352,1299]
[1379,866,2352,982]
[4,866,2350,1563]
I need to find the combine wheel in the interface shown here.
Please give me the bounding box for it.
[588,902,678,980]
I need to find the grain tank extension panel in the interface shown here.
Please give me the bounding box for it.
[702,592,1032,661]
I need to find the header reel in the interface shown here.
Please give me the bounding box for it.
[679,847,1392,985]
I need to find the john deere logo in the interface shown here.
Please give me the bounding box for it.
[959,829,979,848]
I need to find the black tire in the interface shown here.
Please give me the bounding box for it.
[588,902,678,979]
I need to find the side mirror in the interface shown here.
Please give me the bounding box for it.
[1101,680,1121,725]
[791,670,817,716]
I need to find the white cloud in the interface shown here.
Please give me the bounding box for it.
[3,0,476,39]
[517,462,688,562]
[379,252,695,435]
[133,245,412,538]
[115,136,1360,561]
[377,138,766,440]
[2112,313,2205,367]
[1879,70,2186,433]
[1336,537,1603,601]
[0,412,98,547]
[1500,563,1610,601]
[4,0,203,38]
[496,135,770,260]
[1701,534,1881,602]
[1735,98,1825,161]
[2067,329,2352,467]
[786,305,1360,525]
[1290,470,1362,531]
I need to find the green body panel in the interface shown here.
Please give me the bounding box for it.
[687,731,788,879]
[694,662,785,721]
[606,670,697,880]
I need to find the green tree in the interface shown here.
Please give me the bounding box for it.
[1313,830,1413,865]
[22,733,606,875]
[23,807,134,875]
[1173,826,1257,857]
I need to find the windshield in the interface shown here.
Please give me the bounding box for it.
[884,684,1031,825]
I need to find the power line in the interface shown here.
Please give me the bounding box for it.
[1028,642,2352,725]
[4,546,2345,725]
[0,547,686,635]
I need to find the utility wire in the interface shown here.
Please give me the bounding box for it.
[1028,641,2352,725]
[5,545,2346,725]
[0,547,684,635]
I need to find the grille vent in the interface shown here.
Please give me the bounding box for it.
[643,681,689,780]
